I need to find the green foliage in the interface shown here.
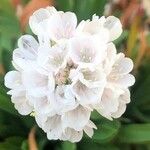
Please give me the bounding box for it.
[56,0,107,21]
[0,82,17,115]
[21,140,29,150]
[0,136,25,150]
[93,119,120,143]
[118,124,150,143]
[62,141,76,150]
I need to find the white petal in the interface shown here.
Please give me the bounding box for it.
[27,95,55,115]
[18,35,39,54]
[35,114,47,128]
[22,70,48,89]
[62,128,83,143]
[106,43,117,61]
[29,7,56,35]
[111,102,126,118]
[84,120,97,138]
[103,43,117,75]
[104,16,122,41]
[111,54,134,75]
[76,16,109,42]
[87,120,97,129]
[113,74,135,88]
[60,12,77,35]
[77,67,106,88]
[119,89,131,104]
[4,71,21,89]
[40,115,63,140]
[111,89,130,118]
[11,92,33,115]
[37,42,68,73]
[47,12,77,40]
[62,105,91,130]
[54,85,77,114]
[96,87,122,120]
[71,80,104,105]
[27,87,48,98]
[48,73,55,92]
[84,126,94,138]
[13,35,38,70]
[70,36,106,67]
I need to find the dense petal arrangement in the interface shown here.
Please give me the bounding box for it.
[4,6,135,142]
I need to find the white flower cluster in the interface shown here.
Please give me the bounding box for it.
[4,7,135,142]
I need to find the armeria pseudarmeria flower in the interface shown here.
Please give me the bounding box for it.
[4,6,135,142]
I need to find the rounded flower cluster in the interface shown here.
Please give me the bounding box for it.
[4,7,135,142]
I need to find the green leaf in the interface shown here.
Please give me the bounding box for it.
[56,0,75,11]
[78,140,119,150]
[0,109,27,138]
[0,86,18,115]
[0,136,24,150]
[62,141,76,150]
[91,110,101,120]
[56,0,107,21]
[93,119,120,143]
[0,0,15,16]
[74,0,107,21]
[1,49,13,72]
[0,35,12,51]
[21,140,29,150]
[118,124,150,143]
[0,84,17,113]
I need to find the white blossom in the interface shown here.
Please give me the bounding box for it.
[69,36,107,68]
[29,7,57,36]
[76,15,122,42]
[37,41,68,74]
[95,43,135,120]
[4,6,135,142]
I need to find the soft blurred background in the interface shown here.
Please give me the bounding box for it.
[0,0,150,149]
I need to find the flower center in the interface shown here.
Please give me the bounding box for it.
[55,61,77,86]
[55,67,70,85]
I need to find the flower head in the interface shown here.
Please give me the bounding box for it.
[4,6,135,142]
